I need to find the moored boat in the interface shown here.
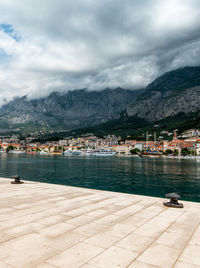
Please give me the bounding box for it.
[63,150,83,156]
[9,150,26,154]
[39,150,49,155]
[90,148,116,157]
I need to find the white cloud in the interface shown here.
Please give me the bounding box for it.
[0,0,199,105]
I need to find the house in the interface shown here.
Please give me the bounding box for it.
[134,142,145,151]
[113,144,132,155]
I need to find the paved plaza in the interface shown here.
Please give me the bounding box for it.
[0,177,200,267]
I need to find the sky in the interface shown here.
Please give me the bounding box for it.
[0,0,200,104]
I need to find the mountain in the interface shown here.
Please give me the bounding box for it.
[126,67,200,121]
[1,66,200,135]
[0,88,141,132]
[146,66,200,92]
[67,111,200,140]
[64,67,200,139]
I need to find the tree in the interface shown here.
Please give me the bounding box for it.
[22,145,27,151]
[58,146,63,151]
[6,145,16,152]
[130,148,140,155]
[181,148,191,156]
[165,149,173,155]
[173,149,179,156]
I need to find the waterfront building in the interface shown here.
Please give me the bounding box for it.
[113,144,133,155]
[196,142,200,155]
[134,142,144,151]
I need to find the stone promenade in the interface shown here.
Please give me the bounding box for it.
[0,177,200,268]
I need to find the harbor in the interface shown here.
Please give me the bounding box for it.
[1,0,200,267]
[1,130,200,158]
[0,153,200,202]
[0,177,200,267]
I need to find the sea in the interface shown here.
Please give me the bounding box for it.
[0,153,200,202]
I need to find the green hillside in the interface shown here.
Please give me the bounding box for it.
[63,110,200,140]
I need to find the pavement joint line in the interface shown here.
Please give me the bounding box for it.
[124,208,186,268]
[126,218,178,268]
[37,204,156,266]
[172,221,200,268]
[78,202,168,268]
[1,177,200,267]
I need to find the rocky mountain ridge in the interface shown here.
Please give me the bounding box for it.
[0,66,200,133]
[125,67,200,121]
[0,88,141,132]
[126,86,200,121]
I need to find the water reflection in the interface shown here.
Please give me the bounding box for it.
[0,154,200,202]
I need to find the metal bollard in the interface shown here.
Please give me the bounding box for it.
[163,192,183,208]
[11,175,24,184]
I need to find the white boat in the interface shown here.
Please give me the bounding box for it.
[90,149,116,157]
[39,150,49,155]
[63,150,82,156]
[84,149,94,156]
[93,149,116,157]
[9,150,26,154]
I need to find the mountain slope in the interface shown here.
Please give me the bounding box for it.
[66,110,200,140]
[68,67,200,139]
[126,67,200,121]
[146,66,200,92]
[0,88,141,132]
[1,66,200,134]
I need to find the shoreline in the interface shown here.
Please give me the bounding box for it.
[1,176,200,204]
[1,151,200,160]
[118,154,200,159]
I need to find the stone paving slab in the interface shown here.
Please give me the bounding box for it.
[0,177,200,268]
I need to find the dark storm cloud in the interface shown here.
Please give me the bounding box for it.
[0,0,200,104]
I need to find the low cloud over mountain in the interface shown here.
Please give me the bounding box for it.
[0,0,200,104]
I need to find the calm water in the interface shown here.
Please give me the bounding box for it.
[0,153,200,202]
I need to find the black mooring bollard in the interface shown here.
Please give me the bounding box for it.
[11,175,24,184]
[163,192,183,208]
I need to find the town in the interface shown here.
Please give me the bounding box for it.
[0,128,200,157]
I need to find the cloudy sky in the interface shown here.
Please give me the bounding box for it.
[0,0,200,104]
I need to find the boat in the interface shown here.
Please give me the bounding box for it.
[83,149,94,156]
[63,150,83,156]
[142,150,163,156]
[39,150,49,155]
[90,148,116,157]
[9,150,26,154]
